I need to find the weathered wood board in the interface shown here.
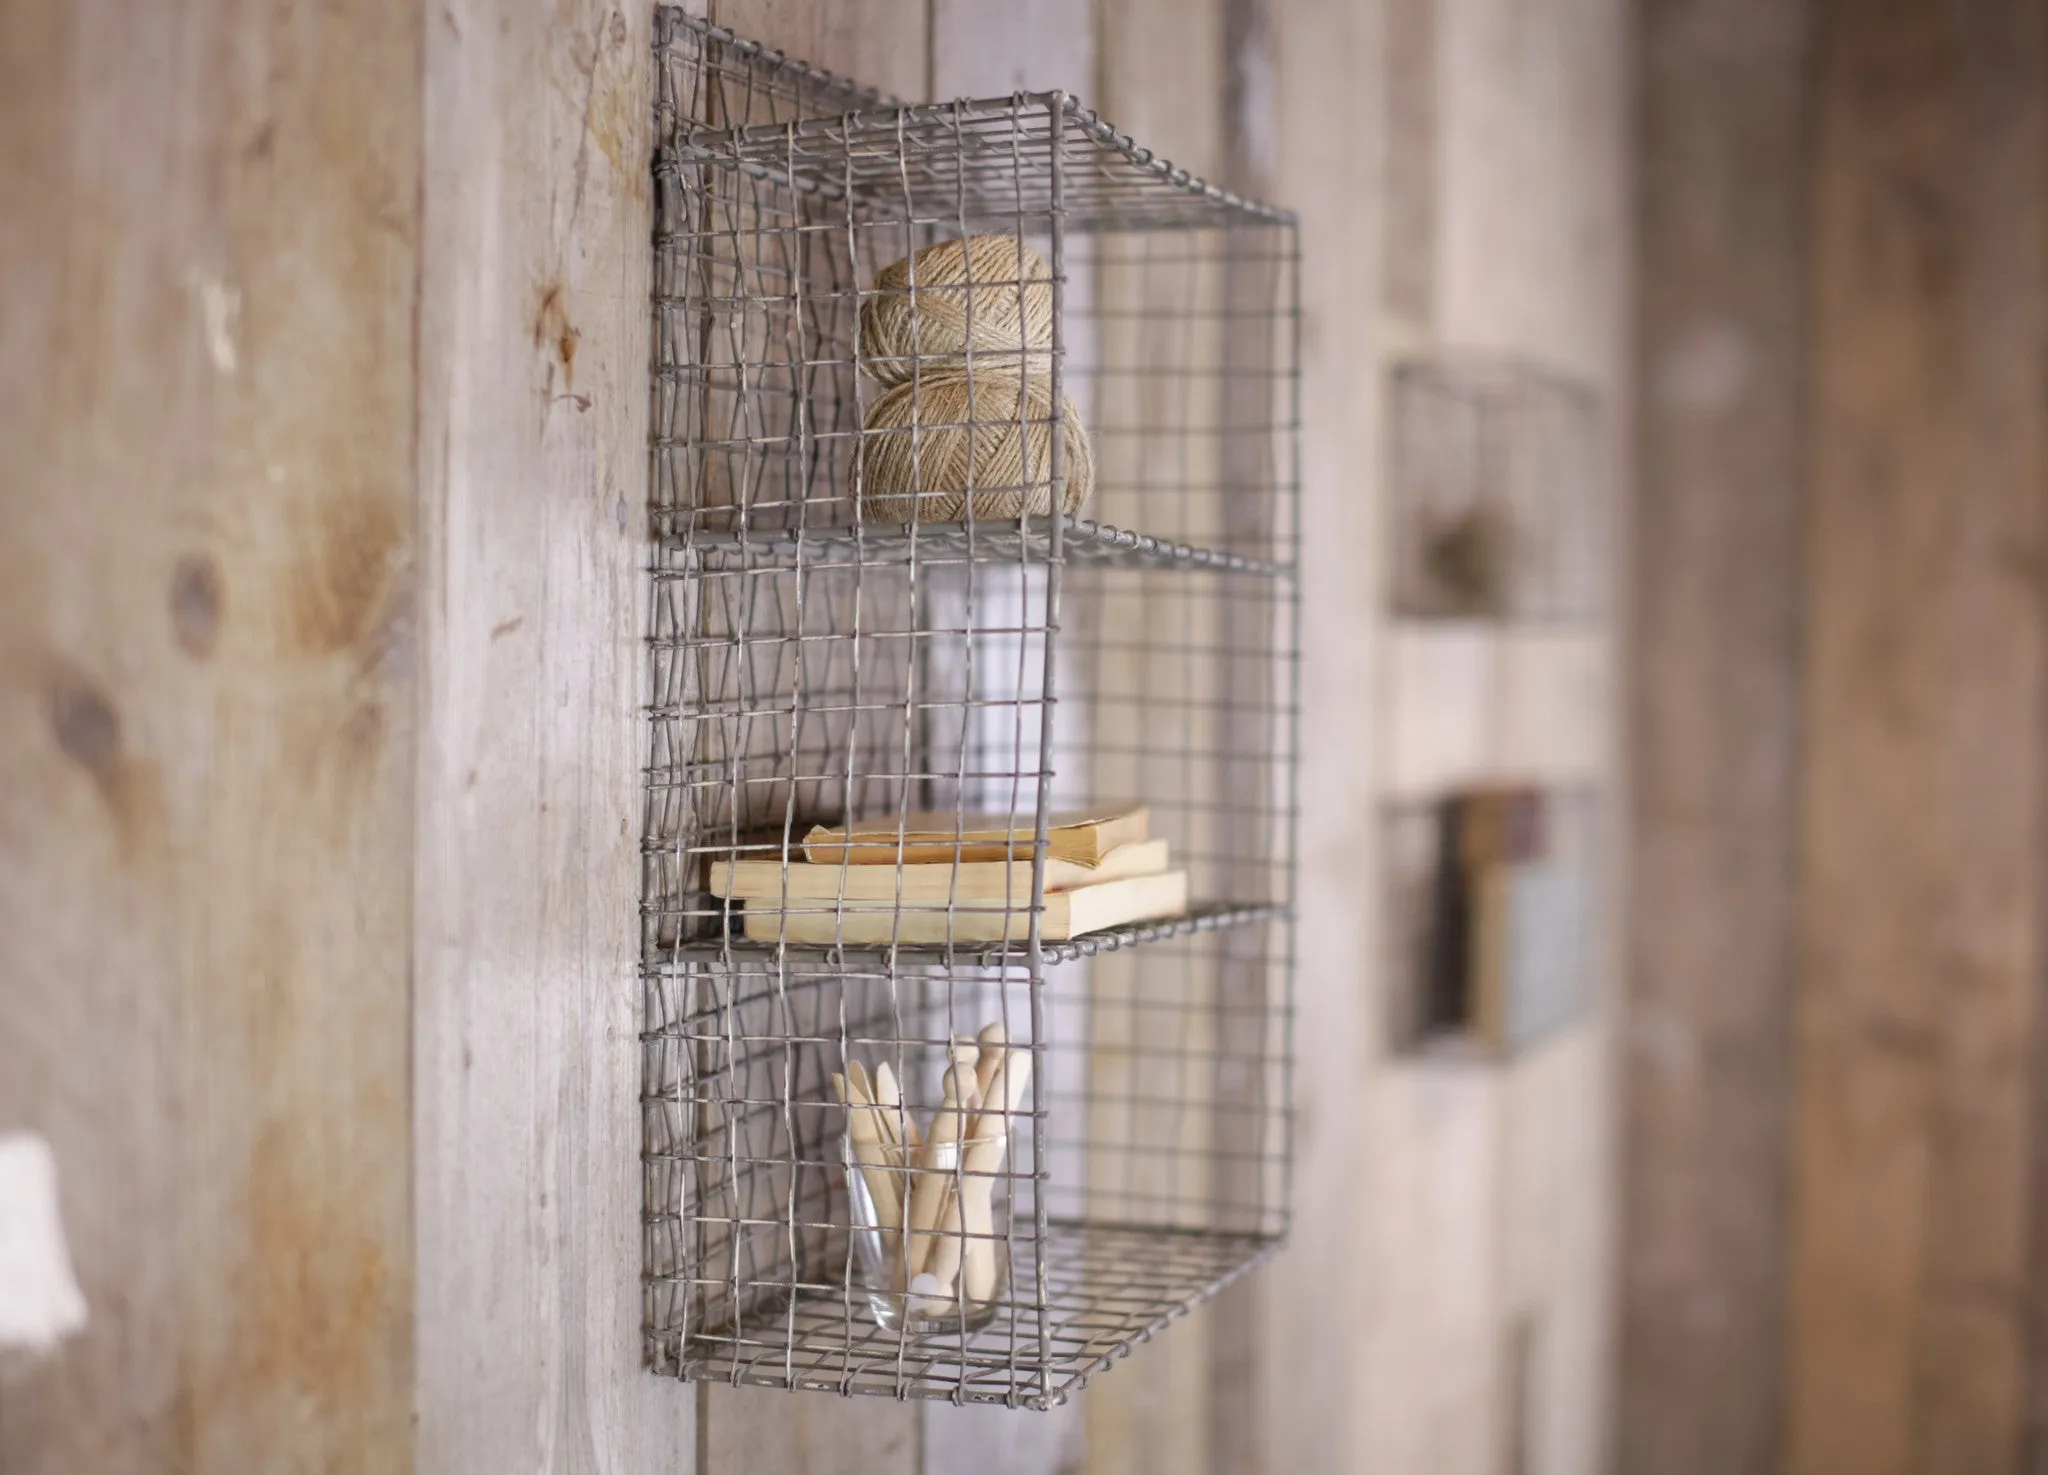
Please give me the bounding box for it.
[410,0,703,1470]
[1367,0,1631,1471]
[1788,6,2047,1474]
[0,2,421,1469]
[1245,0,1386,1472]
[1620,4,1809,1473]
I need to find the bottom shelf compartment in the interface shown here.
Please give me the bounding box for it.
[653,1221,1280,1409]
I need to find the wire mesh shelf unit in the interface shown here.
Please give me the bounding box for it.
[644,12,1300,1408]
[1388,355,1606,624]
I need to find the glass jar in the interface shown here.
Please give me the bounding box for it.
[846,1131,1007,1335]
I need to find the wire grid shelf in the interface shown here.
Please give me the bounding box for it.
[1388,355,1606,624]
[643,12,1299,1407]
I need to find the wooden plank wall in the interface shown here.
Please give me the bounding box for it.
[1,2,1630,1471]
[0,4,422,1472]
[1620,4,1808,1473]
[1245,3,1383,1474]
[1368,2,1632,1474]
[409,0,700,1470]
[1788,6,2046,1474]
[1624,4,2048,1475]
[1086,8,1229,1474]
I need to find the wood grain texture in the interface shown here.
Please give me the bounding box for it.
[1250,0,1385,1473]
[1457,4,1631,1471]
[1359,1064,1506,1475]
[1788,4,2048,1474]
[1366,1,1631,1472]
[1084,6,1229,1472]
[411,1,698,1471]
[1620,4,1809,1473]
[0,2,420,1470]
[703,1385,920,1474]
[1381,0,1438,337]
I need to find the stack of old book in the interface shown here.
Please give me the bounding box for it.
[707,803,1186,945]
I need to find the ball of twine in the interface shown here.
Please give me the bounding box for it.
[858,371,1094,525]
[860,236,1055,386]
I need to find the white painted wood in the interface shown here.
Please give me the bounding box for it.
[0,1134,89,1352]
[1364,0,1630,1470]
[1360,1062,1505,1475]
[411,2,697,1470]
[1253,1,1385,1473]
[1501,1030,1611,1475]
[1383,628,1608,800]
[1080,7,1232,1472]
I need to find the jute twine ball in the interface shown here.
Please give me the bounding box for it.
[860,236,1055,386]
[858,371,1094,524]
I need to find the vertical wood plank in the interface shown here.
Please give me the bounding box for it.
[692,0,927,1462]
[1620,4,1809,1473]
[1790,5,2048,1474]
[703,1391,921,1475]
[1367,5,1507,1466]
[1381,0,1438,337]
[0,3,420,1470]
[412,1,698,1471]
[1367,1,1632,1472]
[1253,1,1384,1474]
[1484,3,1632,1457]
[1084,8,1231,1474]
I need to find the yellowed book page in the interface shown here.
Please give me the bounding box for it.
[744,870,1188,945]
[709,838,1171,901]
[800,804,1149,866]
[1470,864,1513,1048]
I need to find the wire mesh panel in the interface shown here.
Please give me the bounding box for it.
[1387,356,1605,624]
[644,13,1299,1408]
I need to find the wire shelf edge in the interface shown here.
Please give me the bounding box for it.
[659,518,1293,578]
[651,1225,1284,1409]
[648,901,1288,968]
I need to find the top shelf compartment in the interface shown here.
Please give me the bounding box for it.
[656,16,1289,235]
[652,13,1299,572]
[663,92,1293,236]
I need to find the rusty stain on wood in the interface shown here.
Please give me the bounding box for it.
[287,494,407,657]
[535,281,581,388]
[237,1123,395,1410]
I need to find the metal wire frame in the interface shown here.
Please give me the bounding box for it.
[1387,354,1607,625]
[643,11,1300,1406]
